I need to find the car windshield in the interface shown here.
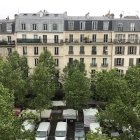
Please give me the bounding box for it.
[36,131,47,137]
[55,131,66,137]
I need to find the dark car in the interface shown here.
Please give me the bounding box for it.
[75,122,85,140]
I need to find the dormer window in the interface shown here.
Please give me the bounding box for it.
[103,21,109,30]
[92,21,98,30]
[118,23,123,31]
[80,21,85,30]
[23,14,28,16]
[21,23,26,30]
[32,24,37,30]
[130,23,135,31]
[52,24,57,30]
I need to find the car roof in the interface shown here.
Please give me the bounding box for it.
[75,122,85,137]
[56,122,67,131]
[37,122,50,131]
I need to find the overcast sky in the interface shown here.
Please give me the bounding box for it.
[1,0,140,19]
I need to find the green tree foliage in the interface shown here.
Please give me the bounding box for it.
[63,60,91,110]
[0,52,29,107]
[31,50,56,111]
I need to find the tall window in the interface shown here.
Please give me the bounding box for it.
[103,46,108,55]
[54,35,59,43]
[69,58,73,63]
[7,48,12,55]
[55,59,59,66]
[92,21,98,30]
[69,34,73,42]
[54,47,59,55]
[43,47,47,51]
[7,36,11,43]
[129,58,134,66]
[136,58,140,65]
[34,34,38,39]
[68,21,74,30]
[23,46,27,55]
[114,58,124,66]
[118,23,123,31]
[53,24,57,30]
[34,58,38,66]
[130,23,135,31]
[103,21,109,30]
[34,47,38,55]
[91,58,97,66]
[92,34,96,42]
[43,35,47,43]
[32,24,37,30]
[92,46,97,54]
[104,34,108,42]
[128,46,137,55]
[69,46,73,54]
[80,58,84,63]
[128,34,138,43]
[115,34,125,43]
[80,34,84,42]
[21,23,26,30]
[80,21,85,30]
[22,34,26,39]
[43,24,47,30]
[115,46,125,55]
[80,46,85,54]
[102,58,108,66]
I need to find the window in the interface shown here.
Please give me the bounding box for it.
[102,58,108,67]
[43,24,47,30]
[54,47,59,55]
[92,34,96,42]
[115,34,125,43]
[69,58,73,63]
[69,46,73,54]
[115,46,125,55]
[0,24,2,32]
[7,48,12,55]
[80,21,85,30]
[80,46,85,54]
[43,47,47,51]
[128,46,137,54]
[34,58,38,66]
[117,69,124,74]
[91,58,97,67]
[68,21,74,30]
[34,35,38,39]
[118,23,123,31]
[32,24,37,30]
[7,36,11,43]
[21,23,26,30]
[103,46,108,55]
[91,69,96,75]
[128,34,138,43]
[80,58,84,63]
[103,21,109,30]
[55,59,59,66]
[80,34,84,42]
[130,23,135,31]
[92,46,97,55]
[34,47,38,55]
[43,35,47,43]
[54,35,59,43]
[104,34,108,42]
[136,58,140,65]
[92,21,98,30]
[69,34,73,42]
[129,58,134,66]
[22,34,26,39]
[6,23,12,32]
[53,24,57,30]
[23,46,27,55]
[114,58,124,66]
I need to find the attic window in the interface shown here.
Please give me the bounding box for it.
[23,14,28,16]
[33,14,37,16]
[45,14,49,16]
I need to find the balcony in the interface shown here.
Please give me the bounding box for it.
[114,39,139,44]
[17,39,64,45]
[0,40,15,46]
[68,51,74,55]
[90,63,97,67]
[17,39,41,44]
[79,51,85,55]
[91,51,97,55]
[65,39,113,45]
[101,63,108,67]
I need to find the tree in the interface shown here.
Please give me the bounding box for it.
[63,60,91,111]
[92,69,128,102]
[31,50,56,112]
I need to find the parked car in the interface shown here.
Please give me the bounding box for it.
[21,119,36,132]
[36,122,51,140]
[55,122,67,140]
[74,122,85,140]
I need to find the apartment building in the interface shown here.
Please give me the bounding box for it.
[0,11,140,75]
[0,19,15,58]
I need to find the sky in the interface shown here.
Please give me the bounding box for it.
[0,0,140,19]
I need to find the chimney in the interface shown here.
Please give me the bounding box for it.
[120,13,123,19]
[85,12,90,19]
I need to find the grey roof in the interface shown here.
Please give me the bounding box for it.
[65,16,110,20]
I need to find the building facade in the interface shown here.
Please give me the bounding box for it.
[0,11,140,75]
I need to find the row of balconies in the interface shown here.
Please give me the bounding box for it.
[68,51,108,55]
[0,38,140,45]
[90,63,108,67]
